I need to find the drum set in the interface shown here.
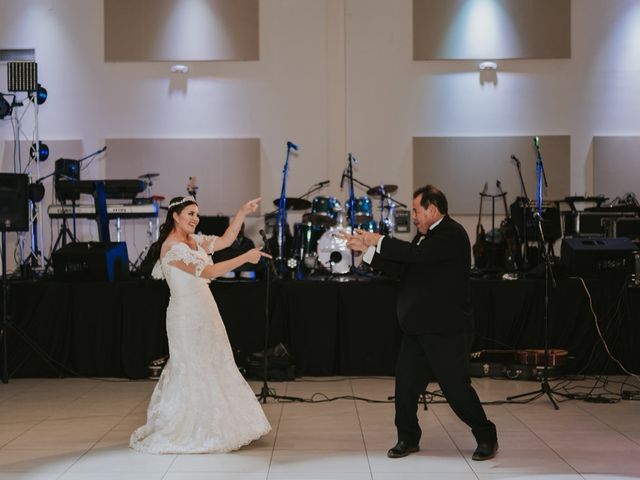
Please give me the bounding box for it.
[274,184,399,275]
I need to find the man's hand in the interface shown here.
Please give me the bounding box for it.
[356,229,382,247]
[338,229,382,253]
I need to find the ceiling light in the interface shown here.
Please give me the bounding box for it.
[479,61,498,70]
[170,64,189,74]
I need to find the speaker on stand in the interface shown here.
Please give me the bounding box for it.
[0,173,62,383]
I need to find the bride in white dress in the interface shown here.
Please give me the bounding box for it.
[130,195,272,454]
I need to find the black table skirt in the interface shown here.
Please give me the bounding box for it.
[4,277,639,378]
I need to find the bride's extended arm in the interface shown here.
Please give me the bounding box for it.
[215,197,261,250]
[167,247,270,280]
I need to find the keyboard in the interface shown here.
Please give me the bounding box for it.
[48,203,159,220]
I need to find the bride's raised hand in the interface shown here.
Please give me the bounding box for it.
[240,197,261,216]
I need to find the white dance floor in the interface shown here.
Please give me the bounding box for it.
[1,376,639,479]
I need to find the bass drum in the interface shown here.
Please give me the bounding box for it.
[317,227,362,274]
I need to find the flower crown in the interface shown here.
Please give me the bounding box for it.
[169,196,197,209]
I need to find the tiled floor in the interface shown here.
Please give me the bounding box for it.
[1,376,639,479]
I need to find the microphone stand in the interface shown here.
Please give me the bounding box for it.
[346,154,357,272]
[507,138,569,409]
[276,143,296,275]
[256,230,303,403]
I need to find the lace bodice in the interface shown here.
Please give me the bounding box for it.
[151,234,217,287]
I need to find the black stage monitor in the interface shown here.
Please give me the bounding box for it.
[53,242,129,282]
[561,237,638,278]
[0,173,29,232]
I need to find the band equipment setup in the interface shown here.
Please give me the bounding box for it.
[0,61,638,394]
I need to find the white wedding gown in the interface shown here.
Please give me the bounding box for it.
[130,234,271,454]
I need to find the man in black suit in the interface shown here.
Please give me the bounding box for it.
[343,185,498,461]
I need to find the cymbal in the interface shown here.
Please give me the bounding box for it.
[138,173,160,179]
[151,195,165,201]
[367,184,398,197]
[272,197,312,211]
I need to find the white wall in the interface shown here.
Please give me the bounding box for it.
[1,0,640,272]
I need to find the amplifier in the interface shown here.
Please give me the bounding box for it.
[394,209,411,233]
[602,217,640,240]
[53,242,129,282]
[469,362,556,381]
[560,237,639,277]
[510,199,562,241]
[563,211,636,237]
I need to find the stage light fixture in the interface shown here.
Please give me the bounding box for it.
[28,84,47,105]
[0,95,12,119]
[30,142,49,162]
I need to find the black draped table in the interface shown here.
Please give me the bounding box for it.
[4,277,639,378]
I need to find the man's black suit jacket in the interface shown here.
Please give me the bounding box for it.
[370,215,473,335]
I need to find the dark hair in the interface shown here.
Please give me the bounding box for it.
[413,185,448,215]
[139,196,198,275]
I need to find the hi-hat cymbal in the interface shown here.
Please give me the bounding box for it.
[367,184,398,197]
[138,173,160,179]
[272,197,312,211]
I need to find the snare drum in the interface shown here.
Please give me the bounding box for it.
[345,196,373,225]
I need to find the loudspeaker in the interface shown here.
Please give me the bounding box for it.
[53,242,129,282]
[0,173,29,232]
[197,216,229,236]
[561,237,639,277]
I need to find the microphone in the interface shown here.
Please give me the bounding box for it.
[510,154,520,166]
[287,141,299,151]
[316,180,330,187]
[533,136,540,150]
[340,169,347,190]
